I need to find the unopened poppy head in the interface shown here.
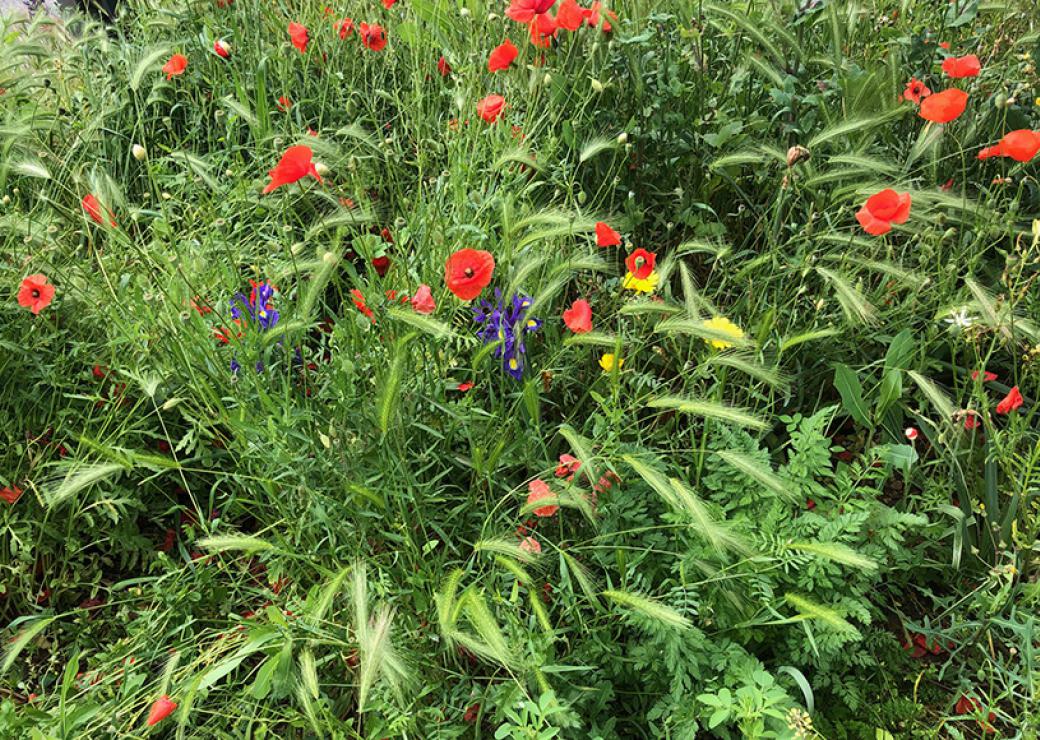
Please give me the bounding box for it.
[18,274,56,315]
[162,54,187,80]
[562,298,593,334]
[488,38,519,72]
[856,189,911,236]
[919,88,968,124]
[445,249,495,301]
[624,248,656,279]
[476,94,506,123]
[288,22,309,53]
[146,696,178,726]
[595,221,621,247]
[941,54,981,79]
[213,39,231,59]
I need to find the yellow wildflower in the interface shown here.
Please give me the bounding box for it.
[702,316,744,349]
[599,353,624,372]
[622,270,660,293]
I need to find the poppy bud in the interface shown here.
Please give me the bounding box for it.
[322,251,339,265]
[2,195,9,205]
[459,6,469,15]
[543,73,552,85]
[314,162,330,176]
[616,132,628,144]
[132,144,147,161]
[591,79,604,93]
[786,145,810,167]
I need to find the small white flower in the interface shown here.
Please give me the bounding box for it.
[944,308,975,329]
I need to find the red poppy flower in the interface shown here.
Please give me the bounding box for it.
[527,479,559,517]
[942,54,981,78]
[411,284,436,314]
[528,13,557,47]
[901,77,931,105]
[437,56,452,76]
[335,17,355,39]
[444,249,495,301]
[955,695,996,734]
[995,386,1023,415]
[938,41,950,50]
[263,146,323,194]
[964,413,981,431]
[288,22,309,53]
[584,2,616,31]
[456,381,474,392]
[162,54,187,80]
[505,0,556,23]
[276,96,292,112]
[1,486,23,505]
[971,369,997,382]
[18,274,55,315]
[518,535,541,554]
[146,696,178,726]
[372,255,391,277]
[563,298,593,333]
[624,248,656,279]
[488,39,519,72]
[476,94,506,123]
[595,221,621,246]
[463,703,481,722]
[82,194,117,227]
[350,289,375,322]
[555,453,581,479]
[213,39,231,59]
[977,130,1040,163]
[556,0,585,30]
[360,23,387,51]
[382,0,397,7]
[919,88,968,124]
[855,189,911,236]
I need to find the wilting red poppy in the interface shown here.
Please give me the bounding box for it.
[955,695,995,734]
[901,77,931,105]
[919,88,968,123]
[977,130,1040,163]
[972,369,997,382]
[288,22,309,53]
[489,39,519,72]
[411,284,436,314]
[360,22,387,51]
[0,486,23,505]
[146,696,178,726]
[995,386,1023,415]
[335,17,354,39]
[477,94,506,123]
[18,274,55,315]
[595,221,621,246]
[527,479,558,517]
[856,189,911,236]
[563,298,593,333]
[942,54,981,78]
[162,54,187,79]
[262,145,323,194]
[555,453,581,479]
[276,96,292,112]
[445,249,495,301]
[82,194,117,227]
[556,0,584,30]
[437,56,452,76]
[625,248,656,279]
[371,255,391,277]
[213,39,231,59]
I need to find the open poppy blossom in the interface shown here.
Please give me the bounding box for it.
[456,381,474,392]
[262,145,323,194]
[942,54,981,78]
[624,248,656,280]
[276,96,292,112]
[288,22,309,53]
[162,54,187,80]
[371,255,391,277]
[488,39,519,72]
[995,386,1023,415]
[506,0,557,23]
[919,88,968,123]
[335,18,354,39]
[146,695,178,726]
[901,77,931,105]
[351,289,375,322]
[955,695,996,734]
[583,2,616,31]
[437,56,451,76]
[562,299,592,333]
[528,15,557,47]
[360,23,387,51]
[82,194,117,227]
[595,221,621,247]
[18,274,56,315]
[856,189,911,236]
[445,249,495,301]
[411,284,436,314]
[527,479,559,517]
[977,130,1040,162]
[1,486,23,505]
[382,0,397,7]
[213,39,231,59]
[477,94,506,123]
[555,453,581,479]
[556,0,585,31]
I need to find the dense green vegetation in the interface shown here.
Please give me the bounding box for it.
[2,0,1039,736]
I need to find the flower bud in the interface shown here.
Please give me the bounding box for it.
[132,144,147,160]
[459,6,469,16]
[786,145,810,167]
[616,132,628,144]
[543,73,552,86]
[314,162,330,176]
[591,79,604,93]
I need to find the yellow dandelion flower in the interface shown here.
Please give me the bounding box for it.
[702,316,744,349]
[622,270,660,293]
[599,353,624,372]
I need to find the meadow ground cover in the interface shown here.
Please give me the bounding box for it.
[1,0,1040,736]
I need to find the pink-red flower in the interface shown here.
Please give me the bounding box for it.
[289,22,309,53]
[919,88,968,124]
[563,299,592,333]
[477,94,506,123]
[437,56,452,77]
[556,0,585,31]
[995,386,1023,415]
[625,248,656,279]
[351,289,375,322]
[276,96,292,112]
[595,221,621,246]
[977,130,1040,163]
[82,194,117,227]
[901,77,931,105]
[146,696,178,726]
[411,284,436,314]
[382,0,397,7]
[555,453,581,479]
[360,22,387,51]
[213,39,231,59]
[505,0,556,24]
[335,18,355,39]
[18,274,55,315]
[527,479,559,517]
[162,54,187,80]
[488,39,519,72]
[445,249,495,300]
[904,427,919,441]
[518,535,541,554]
[942,54,981,79]
[856,189,911,236]
[262,145,323,194]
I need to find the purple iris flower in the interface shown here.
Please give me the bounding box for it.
[472,289,540,380]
